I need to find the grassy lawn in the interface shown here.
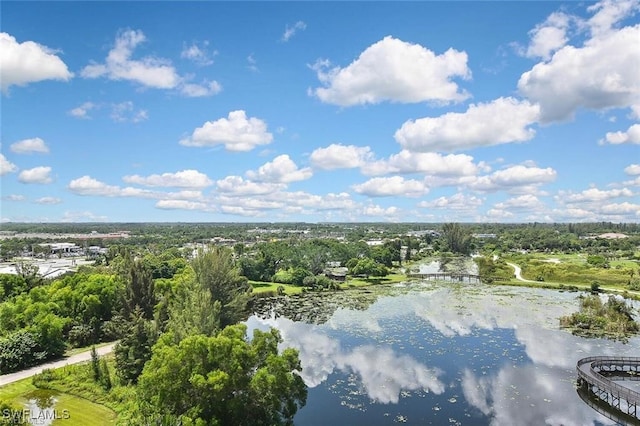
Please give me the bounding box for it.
[610,259,640,268]
[0,377,117,426]
[0,377,36,400]
[498,258,640,300]
[342,273,408,288]
[52,392,117,425]
[249,281,304,295]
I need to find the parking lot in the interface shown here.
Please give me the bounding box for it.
[0,257,96,279]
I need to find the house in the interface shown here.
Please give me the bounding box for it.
[324,267,348,282]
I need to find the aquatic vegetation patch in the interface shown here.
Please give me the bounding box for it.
[559,294,639,341]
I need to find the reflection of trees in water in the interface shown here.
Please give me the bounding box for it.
[438,256,475,274]
[251,289,382,325]
[25,390,57,409]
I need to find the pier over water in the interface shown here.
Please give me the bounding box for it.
[406,273,482,283]
[576,356,640,425]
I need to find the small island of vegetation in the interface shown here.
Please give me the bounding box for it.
[560,293,639,340]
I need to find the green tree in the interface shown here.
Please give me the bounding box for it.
[123,260,156,320]
[167,269,222,342]
[137,324,307,426]
[0,274,27,302]
[441,223,472,255]
[90,346,101,381]
[114,308,156,385]
[350,257,388,278]
[14,262,43,290]
[191,247,251,327]
[371,246,394,268]
[100,358,112,390]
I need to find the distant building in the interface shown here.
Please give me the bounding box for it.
[597,233,628,239]
[324,267,348,282]
[39,242,81,255]
[406,230,441,238]
[581,232,629,240]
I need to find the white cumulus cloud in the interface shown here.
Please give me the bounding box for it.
[362,151,480,177]
[601,123,640,144]
[18,166,52,184]
[68,176,121,196]
[180,110,273,151]
[494,194,545,210]
[558,187,633,203]
[361,205,399,218]
[587,0,640,37]
[518,24,640,122]
[395,97,540,152]
[468,165,557,193]
[418,193,483,211]
[523,12,571,60]
[0,32,73,93]
[81,29,180,89]
[35,197,62,205]
[10,137,49,154]
[216,175,283,195]
[246,155,312,183]
[156,200,209,211]
[122,169,213,188]
[311,36,471,106]
[68,176,204,201]
[180,80,222,97]
[624,164,640,175]
[599,201,640,216]
[81,29,222,97]
[310,144,373,170]
[352,176,428,197]
[0,154,18,176]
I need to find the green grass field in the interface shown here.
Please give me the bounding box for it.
[341,273,408,288]
[249,281,304,295]
[0,377,117,426]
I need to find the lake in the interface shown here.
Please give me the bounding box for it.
[248,281,640,425]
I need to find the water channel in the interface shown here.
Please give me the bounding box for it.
[248,272,640,425]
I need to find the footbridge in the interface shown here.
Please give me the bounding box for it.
[406,273,481,283]
[576,356,640,425]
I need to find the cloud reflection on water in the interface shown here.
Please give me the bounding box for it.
[461,364,617,426]
[247,283,640,424]
[247,314,445,403]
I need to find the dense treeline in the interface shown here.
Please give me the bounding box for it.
[2,220,638,237]
[0,245,307,424]
[2,221,639,261]
[0,272,122,373]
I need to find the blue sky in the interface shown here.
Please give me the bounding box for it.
[1,1,639,223]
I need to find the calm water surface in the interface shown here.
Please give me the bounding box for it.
[248,281,640,426]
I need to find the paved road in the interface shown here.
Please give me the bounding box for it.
[506,262,537,283]
[0,342,117,386]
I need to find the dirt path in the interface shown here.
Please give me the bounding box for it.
[0,342,117,386]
